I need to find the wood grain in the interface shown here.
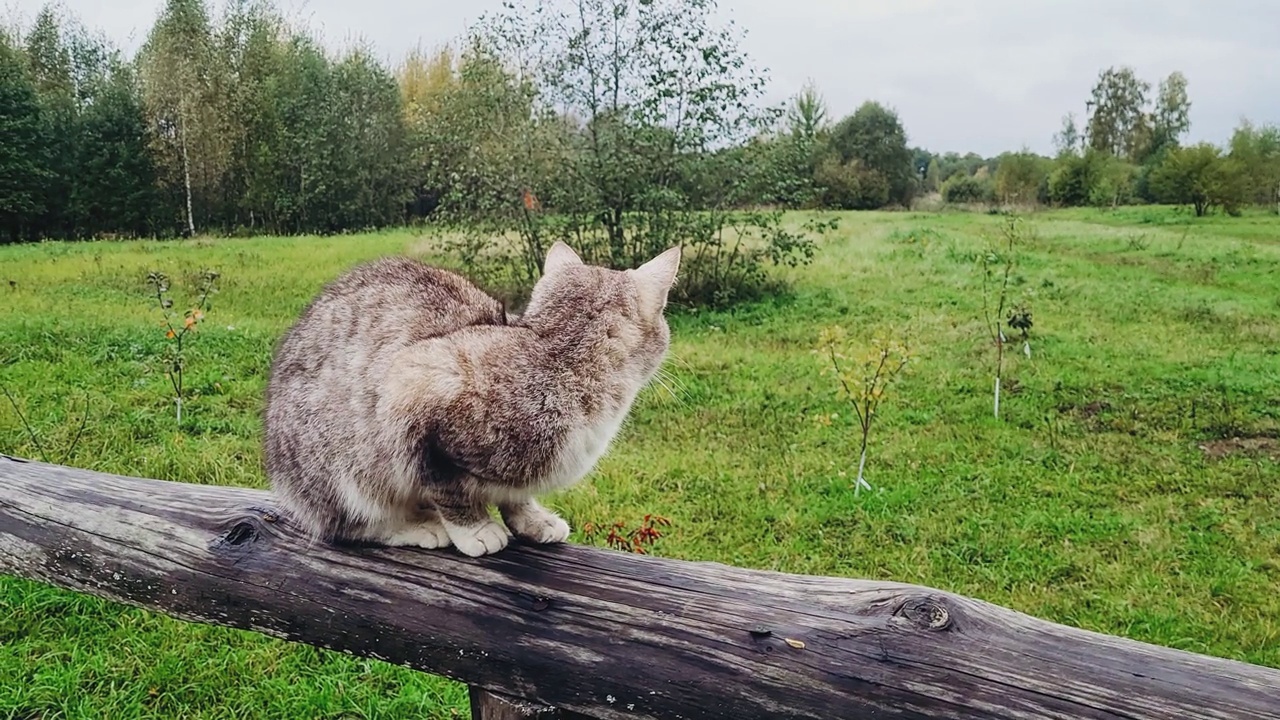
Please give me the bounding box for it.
[2,454,1278,720]
[470,688,574,719]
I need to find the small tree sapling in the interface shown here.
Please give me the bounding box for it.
[980,214,1034,419]
[817,325,912,495]
[147,268,219,424]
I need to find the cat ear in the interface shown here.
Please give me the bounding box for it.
[543,241,583,275]
[635,245,681,288]
[631,246,681,314]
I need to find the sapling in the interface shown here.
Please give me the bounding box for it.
[817,325,912,495]
[147,269,219,424]
[980,214,1032,419]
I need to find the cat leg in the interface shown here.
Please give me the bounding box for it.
[430,489,510,557]
[379,500,452,550]
[500,497,571,545]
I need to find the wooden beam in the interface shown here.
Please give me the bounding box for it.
[2,454,1278,720]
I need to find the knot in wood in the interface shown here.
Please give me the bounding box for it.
[896,595,953,631]
[223,522,258,546]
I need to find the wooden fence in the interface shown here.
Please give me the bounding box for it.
[1,453,1278,719]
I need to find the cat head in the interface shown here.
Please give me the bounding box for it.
[522,241,680,381]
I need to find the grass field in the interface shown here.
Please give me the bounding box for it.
[2,206,1279,718]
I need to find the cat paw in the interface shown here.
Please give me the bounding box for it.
[446,520,510,557]
[507,506,571,544]
[383,522,452,550]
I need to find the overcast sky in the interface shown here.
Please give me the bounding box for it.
[7,0,1277,156]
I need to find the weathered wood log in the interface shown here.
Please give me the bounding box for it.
[470,688,578,719]
[2,454,1278,720]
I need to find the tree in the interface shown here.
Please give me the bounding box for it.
[1047,148,1127,208]
[398,44,459,217]
[923,157,940,194]
[138,0,230,236]
[0,34,49,242]
[827,101,914,207]
[786,80,827,142]
[1149,71,1191,156]
[318,48,410,231]
[1228,119,1280,211]
[74,59,161,237]
[263,35,337,233]
[993,150,1049,204]
[1149,143,1246,216]
[217,0,287,231]
[742,80,830,208]
[1053,112,1083,156]
[23,6,76,238]
[1085,66,1151,161]
[455,0,822,306]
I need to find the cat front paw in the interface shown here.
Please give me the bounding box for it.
[384,522,452,550]
[507,505,571,544]
[446,520,510,557]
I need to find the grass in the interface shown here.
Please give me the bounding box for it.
[2,205,1279,718]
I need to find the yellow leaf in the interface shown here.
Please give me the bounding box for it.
[784,638,806,649]
[184,317,196,329]
[165,329,175,339]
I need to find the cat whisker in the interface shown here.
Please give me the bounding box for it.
[649,370,689,408]
[663,351,696,370]
[655,366,692,397]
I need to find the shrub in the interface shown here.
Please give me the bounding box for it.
[814,156,890,210]
[1149,143,1249,216]
[942,173,991,204]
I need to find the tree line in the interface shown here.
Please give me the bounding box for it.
[2,0,1278,250]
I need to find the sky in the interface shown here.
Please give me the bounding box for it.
[7,0,1278,157]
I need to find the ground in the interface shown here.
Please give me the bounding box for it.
[1,206,1278,718]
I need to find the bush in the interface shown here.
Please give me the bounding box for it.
[814,156,890,210]
[1047,149,1136,208]
[1149,143,1248,216]
[994,151,1050,204]
[941,173,991,204]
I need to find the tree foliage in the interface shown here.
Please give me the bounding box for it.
[993,150,1050,204]
[1149,143,1247,216]
[1084,66,1191,165]
[0,33,48,242]
[3,5,1278,256]
[434,0,828,307]
[827,101,915,207]
[1086,66,1151,161]
[1228,119,1280,211]
[942,173,993,204]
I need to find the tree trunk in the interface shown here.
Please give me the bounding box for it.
[179,108,196,238]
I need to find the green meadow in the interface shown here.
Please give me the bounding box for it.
[2,207,1278,718]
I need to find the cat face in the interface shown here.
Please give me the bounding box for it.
[523,242,680,382]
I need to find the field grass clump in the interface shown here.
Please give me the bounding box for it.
[2,207,1278,718]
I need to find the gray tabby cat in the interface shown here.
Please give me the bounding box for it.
[264,241,680,557]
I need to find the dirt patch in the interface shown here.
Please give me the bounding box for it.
[1198,436,1280,461]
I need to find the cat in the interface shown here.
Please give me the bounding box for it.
[263,241,680,557]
